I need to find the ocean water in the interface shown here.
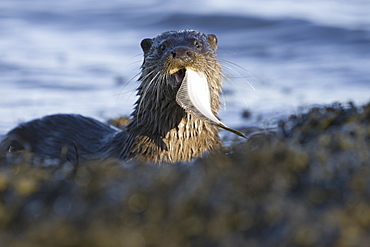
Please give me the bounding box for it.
[1,0,369,135]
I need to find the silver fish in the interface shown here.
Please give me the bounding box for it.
[176,69,246,138]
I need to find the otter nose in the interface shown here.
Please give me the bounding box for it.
[172,47,195,60]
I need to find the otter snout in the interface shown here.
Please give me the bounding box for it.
[171,47,195,61]
[168,47,198,81]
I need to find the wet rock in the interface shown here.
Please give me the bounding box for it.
[0,101,370,247]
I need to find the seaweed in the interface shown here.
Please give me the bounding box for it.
[0,102,370,247]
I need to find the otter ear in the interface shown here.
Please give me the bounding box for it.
[141,38,153,53]
[207,34,218,48]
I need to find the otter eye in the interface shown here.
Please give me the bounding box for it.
[159,43,166,51]
[194,40,202,50]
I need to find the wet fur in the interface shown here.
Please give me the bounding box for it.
[0,30,223,163]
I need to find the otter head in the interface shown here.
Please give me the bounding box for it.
[138,30,246,138]
[140,30,219,87]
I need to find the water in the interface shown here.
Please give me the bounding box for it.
[1,0,369,135]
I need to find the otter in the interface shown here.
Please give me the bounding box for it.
[0,30,245,163]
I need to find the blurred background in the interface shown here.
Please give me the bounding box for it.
[0,0,369,134]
